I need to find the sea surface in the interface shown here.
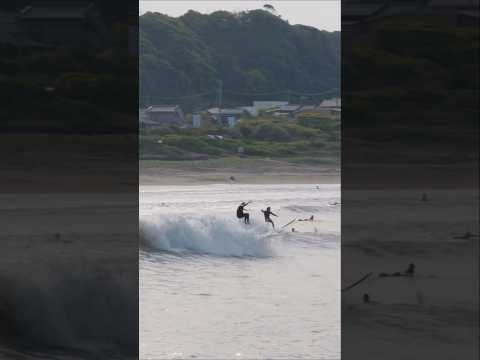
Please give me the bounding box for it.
[140,183,341,360]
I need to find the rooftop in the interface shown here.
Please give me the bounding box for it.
[278,105,302,112]
[319,98,341,108]
[146,105,181,113]
[208,108,246,115]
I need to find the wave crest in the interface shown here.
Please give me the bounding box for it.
[140,215,274,257]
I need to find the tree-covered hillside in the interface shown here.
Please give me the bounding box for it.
[139,9,340,108]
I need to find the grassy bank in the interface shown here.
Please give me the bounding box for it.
[140,116,340,163]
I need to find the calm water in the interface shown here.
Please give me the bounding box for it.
[140,184,340,359]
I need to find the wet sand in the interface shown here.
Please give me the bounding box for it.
[140,158,340,185]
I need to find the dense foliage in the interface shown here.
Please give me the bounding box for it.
[139,116,340,161]
[139,10,340,107]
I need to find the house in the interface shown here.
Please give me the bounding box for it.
[18,2,107,49]
[207,107,248,127]
[192,113,202,128]
[314,107,341,120]
[253,101,289,112]
[314,97,342,119]
[144,105,184,127]
[240,106,259,117]
[319,98,341,109]
[264,104,301,118]
[294,97,341,120]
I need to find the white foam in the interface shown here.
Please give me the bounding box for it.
[140,215,274,257]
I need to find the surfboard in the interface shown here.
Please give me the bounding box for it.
[281,218,297,229]
[341,272,373,292]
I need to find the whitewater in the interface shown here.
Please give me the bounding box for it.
[140,183,340,359]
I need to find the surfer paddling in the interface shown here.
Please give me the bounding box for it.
[261,206,278,228]
[236,201,251,224]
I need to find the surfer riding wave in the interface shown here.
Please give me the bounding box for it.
[236,201,250,224]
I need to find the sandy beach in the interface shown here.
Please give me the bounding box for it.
[140,158,340,185]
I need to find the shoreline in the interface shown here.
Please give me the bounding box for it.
[140,173,340,186]
[140,158,339,186]
[139,158,478,188]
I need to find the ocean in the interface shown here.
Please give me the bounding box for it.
[140,183,341,359]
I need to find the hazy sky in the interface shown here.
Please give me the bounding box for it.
[139,1,340,31]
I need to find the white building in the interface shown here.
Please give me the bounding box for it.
[318,98,341,108]
[227,116,237,128]
[207,107,247,127]
[192,113,202,128]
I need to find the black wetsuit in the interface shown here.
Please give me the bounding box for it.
[237,204,249,224]
[261,208,277,228]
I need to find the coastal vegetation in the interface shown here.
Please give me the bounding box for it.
[140,114,340,163]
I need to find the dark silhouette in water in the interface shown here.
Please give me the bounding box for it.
[405,263,415,276]
[453,232,478,240]
[236,202,250,224]
[298,215,314,221]
[363,293,370,303]
[261,206,278,228]
[379,262,416,277]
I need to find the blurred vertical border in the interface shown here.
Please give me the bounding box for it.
[0,1,138,358]
[341,0,478,359]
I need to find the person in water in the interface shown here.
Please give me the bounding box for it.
[298,215,314,221]
[379,262,416,278]
[405,263,415,276]
[236,201,250,224]
[261,206,278,228]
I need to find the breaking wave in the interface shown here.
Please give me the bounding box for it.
[140,215,274,257]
